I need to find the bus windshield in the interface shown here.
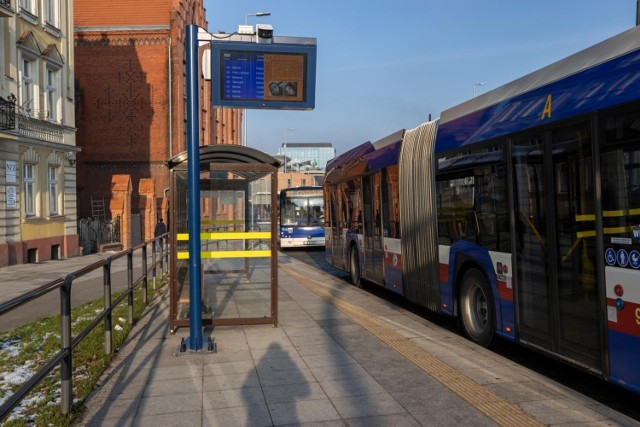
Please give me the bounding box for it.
[281,195,323,226]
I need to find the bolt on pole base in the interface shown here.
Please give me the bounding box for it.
[175,335,217,355]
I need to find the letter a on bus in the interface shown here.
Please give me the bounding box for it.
[541,95,552,119]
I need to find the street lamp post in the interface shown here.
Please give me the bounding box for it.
[245,11,271,26]
[283,128,296,183]
[240,12,271,146]
[473,82,486,98]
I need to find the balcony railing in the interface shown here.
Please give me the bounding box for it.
[0,96,16,131]
[16,107,63,143]
[0,0,12,15]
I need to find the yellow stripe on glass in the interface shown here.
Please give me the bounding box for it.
[177,232,271,241]
[201,220,244,225]
[576,230,596,238]
[602,209,640,217]
[177,250,271,260]
[604,226,634,234]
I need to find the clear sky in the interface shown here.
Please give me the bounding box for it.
[204,0,636,156]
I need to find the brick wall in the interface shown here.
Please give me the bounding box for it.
[74,0,242,225]
[75,0,172,27]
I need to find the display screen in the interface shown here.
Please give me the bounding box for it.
[211,40,316,110]
[222,51,305,102]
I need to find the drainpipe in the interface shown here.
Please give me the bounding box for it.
[168,37,173,158]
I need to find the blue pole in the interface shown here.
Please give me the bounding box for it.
[186,24,203,350]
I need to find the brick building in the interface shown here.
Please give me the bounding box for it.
[74,0,242,245]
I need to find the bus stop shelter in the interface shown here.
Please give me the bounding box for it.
[167,145,280,333]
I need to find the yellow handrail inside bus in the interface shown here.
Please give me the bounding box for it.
[519,208,545,245]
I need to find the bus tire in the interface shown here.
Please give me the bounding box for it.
[349,246,362,288]
[459,268,495,347]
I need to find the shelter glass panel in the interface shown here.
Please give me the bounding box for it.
[172,162,276,328]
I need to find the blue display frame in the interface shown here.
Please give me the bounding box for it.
[211,39,317,110]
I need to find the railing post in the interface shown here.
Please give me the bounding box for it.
[160,239,165,275]
[60,274,73,414]
[164,238,168,275]
[142,245,148,305]
[127,251,134,325]
[103,260,112,355]
[152,240,157,290]
[167,241,170,275]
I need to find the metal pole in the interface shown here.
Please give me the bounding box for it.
[637,0,640,26]
[142,245,148,305]
[186,24,203,351]
[127,252,134,324]
[60,274,73,414]
[103,261,112,355]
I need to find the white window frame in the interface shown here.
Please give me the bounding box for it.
[45,66,60,121]
[45,0,59,28]
[20,54,37,114]
[48,165,59,215]
[21,58,33,111]
[24,163,36,217]
[20,0,36,15]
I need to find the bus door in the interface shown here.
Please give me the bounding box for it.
[327,186,345,269]
[512,121,601,369]
[362,172,384,283]
[599,108,640,389]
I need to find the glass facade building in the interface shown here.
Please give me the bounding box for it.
[277,143,336,171]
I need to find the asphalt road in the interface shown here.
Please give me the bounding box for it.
[0,252,165,332]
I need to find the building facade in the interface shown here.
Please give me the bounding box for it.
[73,0,242,244]
[0,0,79,266]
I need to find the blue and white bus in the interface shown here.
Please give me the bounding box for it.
[279,186,325,248]
[324,26,640,395]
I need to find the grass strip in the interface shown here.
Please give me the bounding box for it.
[0,278,166,426]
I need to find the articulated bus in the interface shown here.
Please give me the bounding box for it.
[279,186,325,248]
[324,26,640,394]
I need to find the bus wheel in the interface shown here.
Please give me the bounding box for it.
[349,246,362,288]
[459,269,495,347]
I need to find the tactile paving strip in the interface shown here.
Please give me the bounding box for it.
[282,265,544,427]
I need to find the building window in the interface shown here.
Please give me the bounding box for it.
[24,163,36,217]
[45,0,59,27]
[20,0,36,15]
[21,57,35,113]
[45,67,59,121]
[48,165,59,215]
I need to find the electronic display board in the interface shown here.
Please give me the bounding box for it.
[211,39,317,110]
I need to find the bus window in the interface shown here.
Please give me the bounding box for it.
[436,175,475,243]
[474,165,510,252]
[602,110,640,244]
[435,163,508,250]
[382,165,400,238]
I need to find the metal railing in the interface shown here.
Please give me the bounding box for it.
[0,234,169,422]
[0,96,16,131]
[78,217,121,253]
[16,108,63,143]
